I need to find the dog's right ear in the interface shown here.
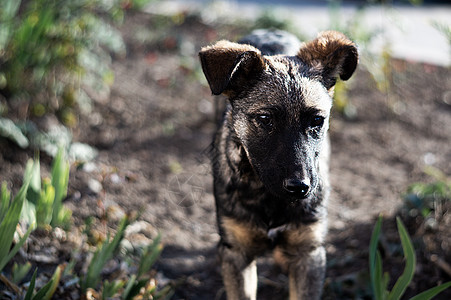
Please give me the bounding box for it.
[199,40,266,96]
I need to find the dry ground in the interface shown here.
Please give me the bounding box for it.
[0,11,450,299]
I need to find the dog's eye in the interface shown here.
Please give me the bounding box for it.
[256,114,273,128]
[311,116,325,128]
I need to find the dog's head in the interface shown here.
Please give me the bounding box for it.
[200,31,358,204]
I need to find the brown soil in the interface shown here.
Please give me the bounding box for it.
[0,11,450,299]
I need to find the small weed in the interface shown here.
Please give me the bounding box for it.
[19,147,72,230]
[402,167,450,228]
[369,216,451,300]
[1,151,171,299]
[0,0,149,152]
[0,173,33,274]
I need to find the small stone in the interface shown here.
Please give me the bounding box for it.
[106,204,126,222]
[125,220,157,238]
[87,178,102,195]
[82,162,97,173]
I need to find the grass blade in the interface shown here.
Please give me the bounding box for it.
[25,158,41,204]
[102,279,124,300]
[409,281,451,300]
[388,217,416,300]
[0,181,11,222]
[2,223,34,271]
[0,172,31,272]
[32,278,53,300]
[41,264,63,300]
[374,251,385,300]
[137,233,163,278]
[0,117,29,148]
[121,274,137,300]
[0,0,21,20]
[12,261,32,284]
[36,180,55,227]
[370,215,383,300]
[24,268,38,300]
[50,147,69,227]
[81,216,128,292]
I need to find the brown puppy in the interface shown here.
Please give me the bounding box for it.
[199,30,358,300]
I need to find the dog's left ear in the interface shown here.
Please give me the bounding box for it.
[297,31,358,89]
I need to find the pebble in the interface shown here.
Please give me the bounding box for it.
[106,204,126,222]
[87,178,103,195]
[125,220,157,238]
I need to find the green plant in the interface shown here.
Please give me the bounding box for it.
[81,218,172,299]
[0,0,132,153]
[81,216,129,293]
[120,234,167,300]
[369,216,451,300]
[0,173,33,273]
[0,117,29,148]
[403,168,451,220]
[20,147,72,229]
[22,266,63,300]
[0,0,125,99]
[0,162,60,299]
[50,147,71,228]
[11,262,32,284]
[1,153,170,299]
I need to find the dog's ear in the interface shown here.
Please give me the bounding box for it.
[199,40,266,96]
[297,31,358,89]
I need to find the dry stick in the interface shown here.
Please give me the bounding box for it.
[0,273,20,294]
[429,254,451,277]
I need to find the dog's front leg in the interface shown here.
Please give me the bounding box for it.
[288,246,326,300]
[219,244,257,300]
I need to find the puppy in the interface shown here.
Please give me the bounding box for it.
[199,30,358,300]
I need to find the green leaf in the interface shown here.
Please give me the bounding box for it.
[123,277,149,300]
[388,217,416,300]
[50,147,70,227]
[1,222,34,272]
[81,216,129,292]
[137,233,163,278]
[12,261,32,284]
[374,251,385,300]
[369,215,384,300]
[0,172,31,272]
[25,158,41,204]
[102,279,125,300]
[0,0,21,50]
[121,274,137,300]
[21,199,37,229]
[153,284,175,300]
[0,0,21,20]
[0,117,29,148]
[32,277,54,300]
[36,180,55,227]
[24,268,38,300]
[0,181,11,222]
[41,264,63,300]
[409,281,451,300]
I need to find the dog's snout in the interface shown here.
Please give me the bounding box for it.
[283,178,310,198]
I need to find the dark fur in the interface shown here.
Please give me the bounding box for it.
[199,31,358,300]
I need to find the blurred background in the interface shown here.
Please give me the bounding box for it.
[0,0,450,299]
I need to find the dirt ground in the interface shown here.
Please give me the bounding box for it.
[1,11,450,299]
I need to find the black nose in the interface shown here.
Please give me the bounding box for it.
[283,178,310,198]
